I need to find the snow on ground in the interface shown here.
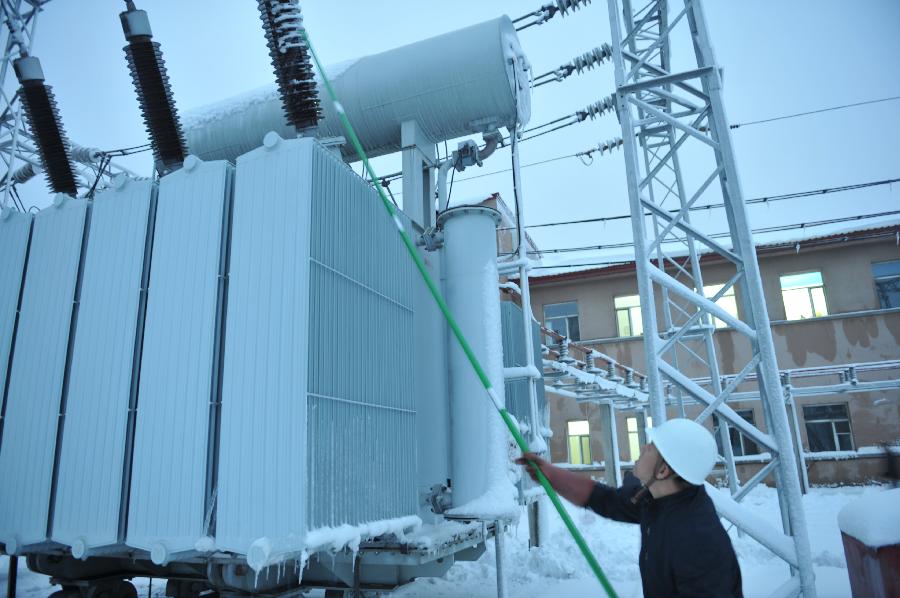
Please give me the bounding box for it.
[2,484,891,597]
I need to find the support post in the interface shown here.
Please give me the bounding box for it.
[6,554,16,598]
[400,120,436,230]
[494,521,508,598]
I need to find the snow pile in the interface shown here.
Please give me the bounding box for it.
[304,515,422,554]
[181,59,360,130]
[837,487,900,547]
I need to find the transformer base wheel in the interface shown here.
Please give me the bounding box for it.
[82,579,137,598]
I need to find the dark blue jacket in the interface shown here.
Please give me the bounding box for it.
[586,473,742,597]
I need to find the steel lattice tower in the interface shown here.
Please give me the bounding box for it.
[606,0,816,595]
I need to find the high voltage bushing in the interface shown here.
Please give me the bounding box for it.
[576,95,616,121]
[120,1,187,175]
[13,55,78,196]
[257,0,321,134]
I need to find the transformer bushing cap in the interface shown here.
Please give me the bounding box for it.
[71,537,89,560]
[52,193,67,208]
[263,131,282,150]
[183,154,201,173]
[13,56,44,83]
[120,9,153,39]
[151,542,170,566]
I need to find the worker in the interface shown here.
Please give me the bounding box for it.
[518,417,742,597]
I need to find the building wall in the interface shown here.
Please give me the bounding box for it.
[531,236,900,484]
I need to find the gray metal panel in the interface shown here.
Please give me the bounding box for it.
[52,179,154,551]
[307,146,416,527]
[127,160,232,555]
[216,137,312,556]
[500,302,546,428]
[0,197,87,549]
[0,210,32,437]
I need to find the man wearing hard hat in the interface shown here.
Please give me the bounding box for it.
[518,417,742,597]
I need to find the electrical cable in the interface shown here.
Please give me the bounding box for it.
[517,209,900,256]
[500,177,900,231]
[729,95,900,129]
[530,228,900,271]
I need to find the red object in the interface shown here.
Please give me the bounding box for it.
[841,531,900,597]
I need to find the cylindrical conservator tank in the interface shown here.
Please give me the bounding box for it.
[438,206,506,508]
[182,16,531,162]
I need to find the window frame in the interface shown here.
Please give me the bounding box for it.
[803,403,854,452]
[712,409,759,457]
[779,270,828,321]
[566,419,592,465]
[872,259,900,309]
[544,301,581,341]
[614,294,643,337]
[703,282,739,329]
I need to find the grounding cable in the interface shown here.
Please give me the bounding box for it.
[298,24,619,598]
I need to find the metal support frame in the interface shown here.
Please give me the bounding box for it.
[606,0,816,595]
[400,120,436,230]
[0,0,136,206]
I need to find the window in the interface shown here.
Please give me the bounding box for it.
[625,415,652,461]
[704,283,739,329]
[614,294,643,337]
[803,404,853,452]
[712,409,759,456]
[567,420,592,465]
[780,271,828,320]
[544,301,580,340]
[872,260,900,309]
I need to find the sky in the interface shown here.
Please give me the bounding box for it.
[7,0,900,270]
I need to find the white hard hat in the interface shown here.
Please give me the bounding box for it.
[647,418,718,485]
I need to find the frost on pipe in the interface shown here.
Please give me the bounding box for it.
[182,16,531,162]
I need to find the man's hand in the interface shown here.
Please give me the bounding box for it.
[516,451,551,484]
[515,451,596,507]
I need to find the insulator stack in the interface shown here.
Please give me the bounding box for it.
[577,95,616,121]
[120,3,187,174]
[257,0,321,134]
[572,44,612,74]
[577,137,624,160]
[594,137,623,155]
[551,0,592,19]
[13,56,78,196]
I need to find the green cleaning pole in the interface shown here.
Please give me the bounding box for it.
[299,29,618,598]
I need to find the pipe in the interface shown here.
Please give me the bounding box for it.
[437,157,455,211]
[6,555,16,598]
[503,365,541,380]
[494,521,508,598]
[438,205,504,507]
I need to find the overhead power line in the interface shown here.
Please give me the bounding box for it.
[531,228,900,271]
[503,177,900,231]
[729,95,900,129]
[520,209,900,256]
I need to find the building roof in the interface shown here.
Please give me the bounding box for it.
[529,223,900,284]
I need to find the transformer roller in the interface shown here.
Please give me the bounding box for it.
[256,0,321,134]
[13,55,78,196]
[120,1,187,175]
